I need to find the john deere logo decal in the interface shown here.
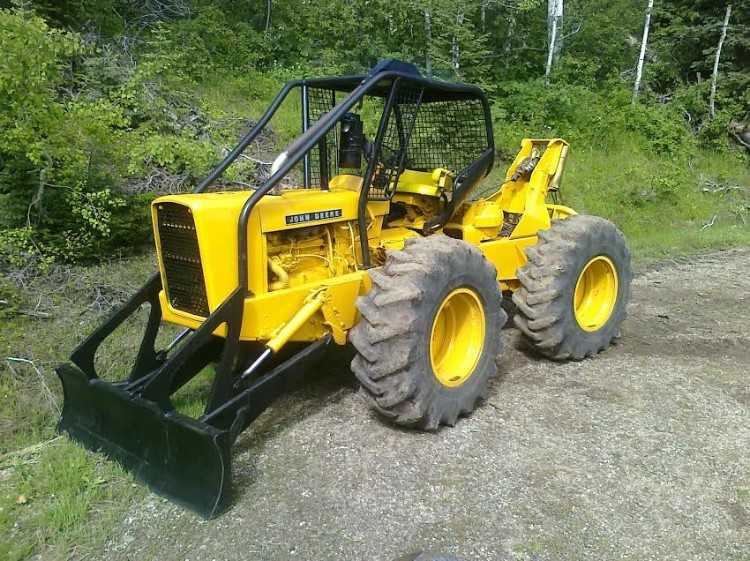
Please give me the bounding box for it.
[285,209,342,225]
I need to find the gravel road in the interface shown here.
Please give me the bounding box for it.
[102,249,750,561]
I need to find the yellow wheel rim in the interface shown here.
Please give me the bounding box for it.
[574,256,619,332]
[430,288,485,388]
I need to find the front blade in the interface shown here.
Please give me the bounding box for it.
[56,363,231,518]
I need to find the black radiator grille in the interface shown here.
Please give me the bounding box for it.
[156,202,209,317]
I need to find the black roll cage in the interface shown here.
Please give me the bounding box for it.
[192,63,494,294]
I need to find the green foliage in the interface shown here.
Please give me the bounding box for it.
[560,139,750,261]
[142,6,268,80]
[0,227,53,271]
[0,274,21,318]
[624,101,697,156]
[491,80,697,159]
[0,7,230,263]
[0,0,747,268]
[0,9,80,157]
[650,0,750,146]
[0,9,150,263]
[651,1,749,96]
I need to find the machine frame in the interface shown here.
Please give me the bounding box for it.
[56,60,576,517]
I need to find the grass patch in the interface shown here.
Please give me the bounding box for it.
[0,442,142,561]
[171,365,215,418]
[0,251,221,560]
[564,138,750,262]
[0,255,157,560]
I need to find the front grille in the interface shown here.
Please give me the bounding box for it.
[156,202,209,317]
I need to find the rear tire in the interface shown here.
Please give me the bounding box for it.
[513,215,632,360]
[349,235,506,430]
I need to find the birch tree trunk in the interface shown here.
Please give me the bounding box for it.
[424,8,432,76]
[503,10,517,71]
[544,16,558,86]
[545,0,563,84]
[452,10,464,74]
[632,0,654,103]
[548,0,563,56]
[265,0,272,32]
[709,4,732,119]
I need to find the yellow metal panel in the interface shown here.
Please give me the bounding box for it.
[158,290,228,337]
[329,174,363,191]
[153,189,389,306]
[159,270,371,343]
[378,226,419,250]
[456,200,504,244]
[393,168,453,197]
[243,271,368,341]
[152,192,252,311]
[258,189,359,232]
[394,169,438,196]
[265,288,326,352]
[476,236,538,280]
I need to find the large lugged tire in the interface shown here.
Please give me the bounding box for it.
[513,215,632,361]
[349,235,506,430]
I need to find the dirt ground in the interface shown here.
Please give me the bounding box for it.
[99,249,749,561]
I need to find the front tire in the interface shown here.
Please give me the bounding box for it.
[349,235,507,430]
[513,215,632,360]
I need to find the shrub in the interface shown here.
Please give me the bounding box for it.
[0,9,180,263]
[624,101,696,157]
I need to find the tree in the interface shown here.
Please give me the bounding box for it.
[424,7,432,75]
[650,0,749,105]
[709,4,732,119]
[633,0,654,102]
[545,0,563,84]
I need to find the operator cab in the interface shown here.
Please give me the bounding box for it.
[332,110,455,198]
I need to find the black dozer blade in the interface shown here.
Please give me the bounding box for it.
[56,270,331,517]
[57,363,232,518]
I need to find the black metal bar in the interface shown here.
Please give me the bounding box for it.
[129,288,164,381]
[203,293,244,415]
[201,335,332,440]
[393,88,424,184]
[318,134,330,190]
[70,273,161,380]
[424,147,495,232]
[164,328,191,355]
[193,81,301,193]
[296,64,488,100]
[165,337,224,394]
[139,288,245,407]
[394,105,406,154]
[479,94,495,173]
[357,78,401,268]
[331,90,339,174]
[301,82,311,189]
